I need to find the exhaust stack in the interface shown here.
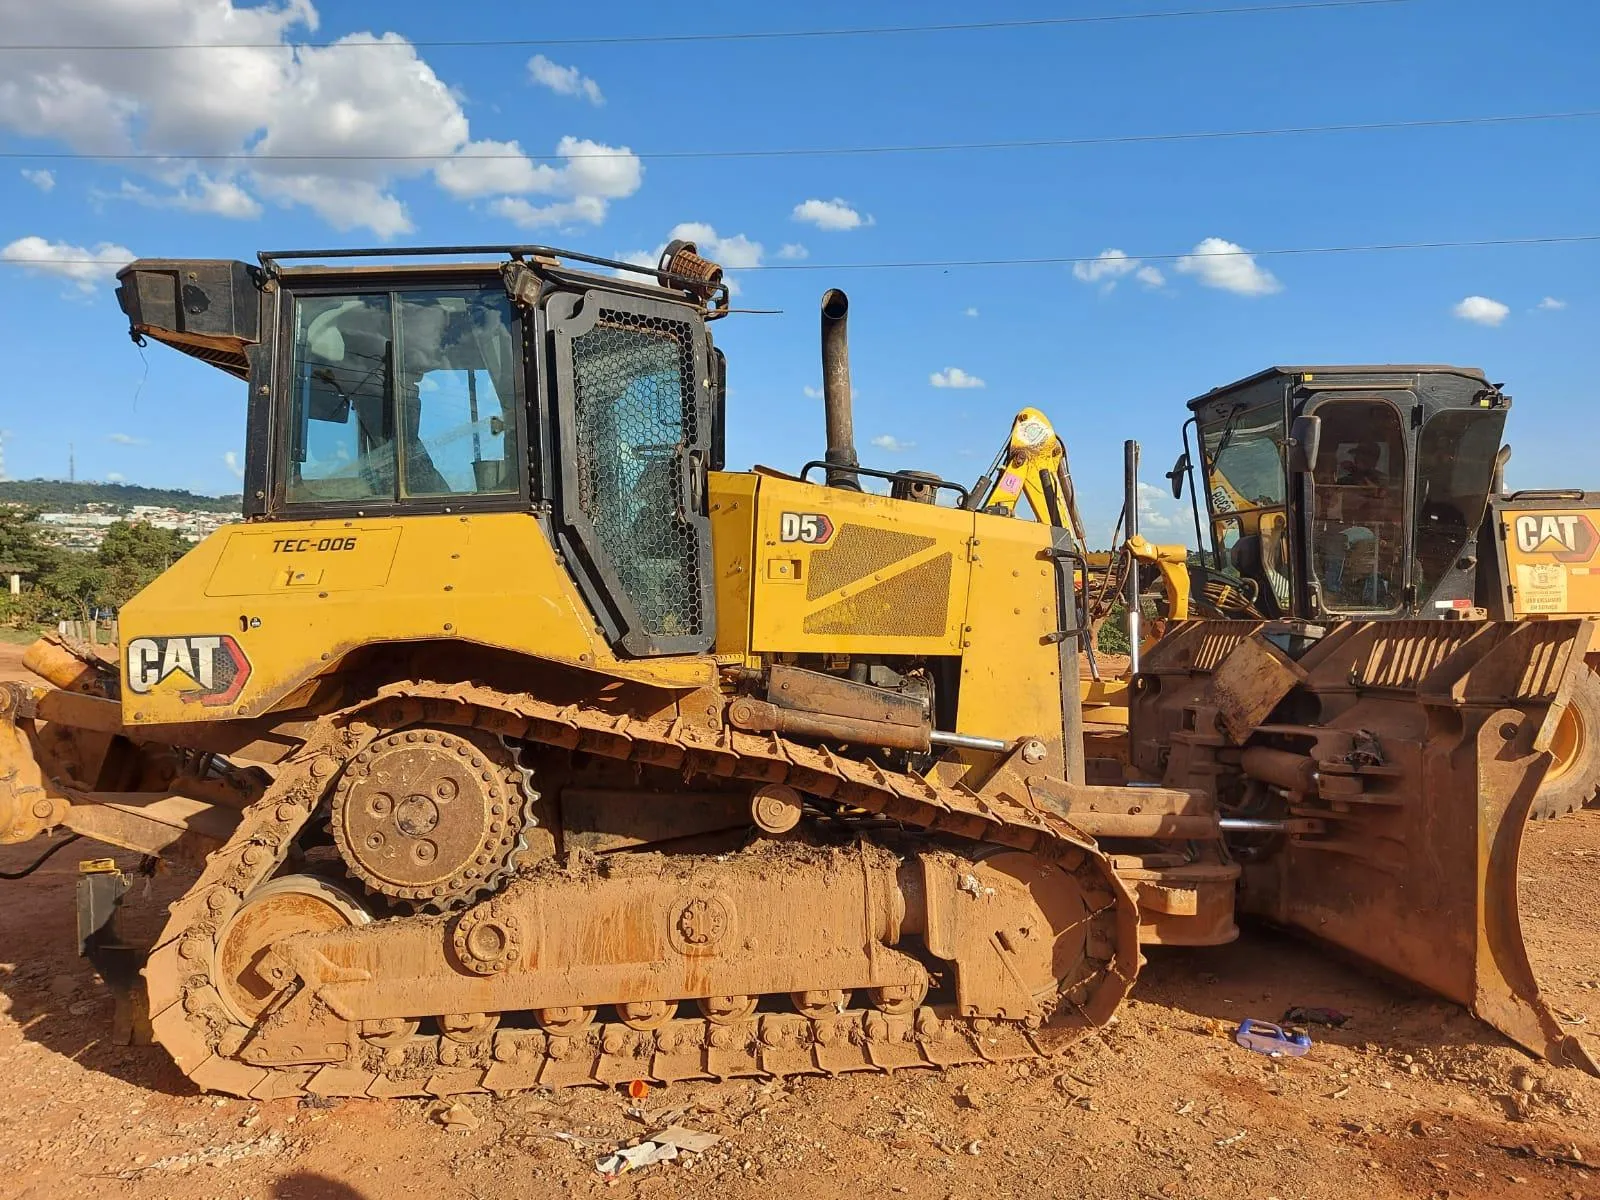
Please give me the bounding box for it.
[820,288,860,490]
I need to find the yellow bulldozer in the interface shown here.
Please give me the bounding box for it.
[0,241,1592,1101]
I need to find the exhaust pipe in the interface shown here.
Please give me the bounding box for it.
[820,288,860,490]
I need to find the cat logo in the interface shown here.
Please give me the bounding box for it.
[124,635,252,706]
[1513,512,1600,564]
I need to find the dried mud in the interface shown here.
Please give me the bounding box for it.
[3,639,1600,1198]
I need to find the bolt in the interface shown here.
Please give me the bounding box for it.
[31,799,53,819]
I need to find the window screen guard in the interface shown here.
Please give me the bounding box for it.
[550,289,716,657]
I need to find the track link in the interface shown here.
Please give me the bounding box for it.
[142,681,1141,1099]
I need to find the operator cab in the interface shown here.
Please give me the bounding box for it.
[113,243,731,657]
[1177,365,1509,621]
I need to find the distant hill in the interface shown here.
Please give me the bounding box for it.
[0,480,241,513]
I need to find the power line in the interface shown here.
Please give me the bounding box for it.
[3,109,1591,165]
[0,0,1419,51]
[4,233,1597,274]
[739,233,1600,271]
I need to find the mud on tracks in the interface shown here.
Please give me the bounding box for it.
[1,812,1600,1197]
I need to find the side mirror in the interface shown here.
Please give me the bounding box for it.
[1288,414,1322,474]
[1166,451,1190,500]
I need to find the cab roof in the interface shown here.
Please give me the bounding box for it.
[1186,364,1491,412]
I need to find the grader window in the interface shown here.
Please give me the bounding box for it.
[286,288,520,505]
[1309,398,1407,612]
[1413,408,1506,603]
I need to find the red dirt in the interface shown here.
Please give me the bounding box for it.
[0,641,36,684]
[2,814,1600,1199]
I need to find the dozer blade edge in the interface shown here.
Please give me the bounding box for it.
[1134,616,1600,1075]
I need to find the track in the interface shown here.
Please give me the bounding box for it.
[141,680,1143,1099]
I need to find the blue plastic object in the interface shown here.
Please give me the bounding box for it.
[1234,1019,1312,1057]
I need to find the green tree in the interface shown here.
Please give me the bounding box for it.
[97,521,188,610]
[36,553,109,628]
[0,506,52,576]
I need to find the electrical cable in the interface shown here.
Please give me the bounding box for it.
[3,109,1591,164]
[0,834,82,880]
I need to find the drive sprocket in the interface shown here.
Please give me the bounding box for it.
[329,726,535,911]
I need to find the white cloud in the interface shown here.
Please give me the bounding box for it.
[870,434,916,453]
[527,54,603,105]
[223,450,244,479]
[1174,237,1282,296]
[0,3,643,237]
[1072,249,1167,292]
[20,168,54,192]
[112,174,261,219]
[1537,297,1567,311]
[0,236,134,292]
[793,197,872,232]
[107,432,145,446]
[963,306,979,317]
[1453,295,1510,327]
[105,471,125,483]
[777,243,809,260]
[490,195,607,230]
[1073,249,1139,284]
[447,136,644,234]
[930,367,985,389]
[1137,481,1175,530]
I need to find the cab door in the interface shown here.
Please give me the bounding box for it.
[1299,393,1413,616]
[547,289,717,656]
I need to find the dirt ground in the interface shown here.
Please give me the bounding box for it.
[0,642,34,684]
[3,638,1600,1200]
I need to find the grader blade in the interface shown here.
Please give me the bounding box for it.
[1136,617,1600,1074]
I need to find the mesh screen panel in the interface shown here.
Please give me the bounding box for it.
[569,308,705,640]
[807,525,937,601]
[803,553,953,637]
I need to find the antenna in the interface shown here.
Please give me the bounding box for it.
[68,441,75,483]
[0,431,7,483]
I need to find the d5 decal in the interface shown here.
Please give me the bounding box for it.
[779,512,835,545]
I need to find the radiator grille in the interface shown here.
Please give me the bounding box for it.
[804,553,952,637]
[1193,628,1257,673]
[1355,622,1475,689]
[807,525,936,601]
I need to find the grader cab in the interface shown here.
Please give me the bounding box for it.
[0,243,1592,1099]
[1167,365,1600,817]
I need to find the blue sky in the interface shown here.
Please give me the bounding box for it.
[0,0,1595,541]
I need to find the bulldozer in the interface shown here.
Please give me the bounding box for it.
[0,242,1592,1100]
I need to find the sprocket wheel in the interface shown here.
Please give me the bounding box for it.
[329,726,537,910]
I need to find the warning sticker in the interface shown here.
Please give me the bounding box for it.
[1516,562,1570,614]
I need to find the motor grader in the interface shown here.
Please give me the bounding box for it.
[1038,366,1600,819]
[0,242,1592,1102]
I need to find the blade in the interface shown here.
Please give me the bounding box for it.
[1138,617,1600,1074]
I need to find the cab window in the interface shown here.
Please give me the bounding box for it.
[286,287,519,505]
[1309,398,1407,612]
[1412,409,1506,603]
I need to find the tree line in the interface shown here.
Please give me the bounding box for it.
[0,507,189,629]
[0,480,240,513]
